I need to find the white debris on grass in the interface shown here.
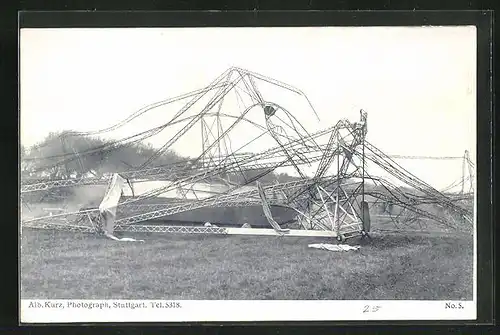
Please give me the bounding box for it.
[104,232,145,243]
[308,243,361,252]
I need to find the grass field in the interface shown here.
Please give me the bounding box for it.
[20,228,473,300]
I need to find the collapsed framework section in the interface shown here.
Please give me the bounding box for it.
[20,68,474,240]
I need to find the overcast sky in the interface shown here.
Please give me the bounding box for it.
[20,26,476,190]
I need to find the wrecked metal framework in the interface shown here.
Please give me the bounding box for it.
[20,68,474,241]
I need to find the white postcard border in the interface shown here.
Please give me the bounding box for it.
[20,299,476,323]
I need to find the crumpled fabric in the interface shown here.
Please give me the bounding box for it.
[99,173,125,235]
[104,232,145,243]
[99,173,144,242]
[308,243,361,252]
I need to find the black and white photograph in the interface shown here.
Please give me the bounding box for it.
[19,23,478,322]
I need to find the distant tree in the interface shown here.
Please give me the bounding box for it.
[25,131,110,179]
[20,144,33,179]
[24,131,304,184]
[24,131,189,179]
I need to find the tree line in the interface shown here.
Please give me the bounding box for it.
[20,131,299,185]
